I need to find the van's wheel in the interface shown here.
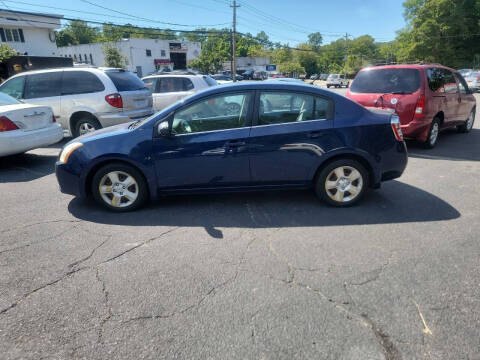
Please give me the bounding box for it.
[327,85,330,88]
[315,159,368,207]
[423,117,441,149]
[457,109,475,133]
[92,163,148,212]
[73,116,102,137]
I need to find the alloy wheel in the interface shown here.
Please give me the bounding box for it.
[79,122,96,135]
[429,122,439,146]
[467,111,474,131]
[324,166,363,203]
[98,171,138,208]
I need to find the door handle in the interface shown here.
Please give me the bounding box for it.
[225,140,246,148]
[308,131,322,138]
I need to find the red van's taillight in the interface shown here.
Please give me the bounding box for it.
[0,116,19,132]
[391,114,403,141]
[414,94,425,119]
[105,93,123,108]
[52,114,56,123]
[477,74,480,81]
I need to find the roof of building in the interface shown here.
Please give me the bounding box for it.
[0,8,63,19]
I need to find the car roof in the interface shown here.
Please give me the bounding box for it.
[359,64,457,72]
[142,74,204,80]
[7,67,124,78]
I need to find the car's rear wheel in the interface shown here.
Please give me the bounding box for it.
[315,159,368,207]
[92,163,148,212]
[423,117,441,149]
[457,109,475,133]
[73,116,101,137]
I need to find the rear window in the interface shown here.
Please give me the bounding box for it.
[105,70,146,92]
[0,92,19,105]
[203,75,217,87]
[351,68,421,94]
[62,71,105,95]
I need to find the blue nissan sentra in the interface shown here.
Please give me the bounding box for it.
[56,82,408,211]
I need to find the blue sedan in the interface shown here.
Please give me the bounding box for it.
[56,82,408,211]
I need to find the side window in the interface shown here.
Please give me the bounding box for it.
[142,78,157,93]
[183,78,194,90]
[24,72,62,99]
[427,68,446,94]
[0,76,25,99]
[258,92,331,125]
[158,77,186,93]
[442,69,458,94]
[454,73,468,94]
[61,71,105,95]
[172,93,252,135]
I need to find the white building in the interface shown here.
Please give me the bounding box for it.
[223,57,271,72]
[58,38,202,78]
[0,9,62,56]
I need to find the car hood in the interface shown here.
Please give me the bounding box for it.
[75,122,132,143]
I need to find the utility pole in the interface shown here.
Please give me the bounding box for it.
[344,33,349,79]
[231,0,240,82]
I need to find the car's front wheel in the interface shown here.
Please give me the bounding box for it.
[92,163,148,212]
[315,159,368,207]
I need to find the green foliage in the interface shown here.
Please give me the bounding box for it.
[102,44,128,68]
[278,62,305,75]
[0,44,18,62]
[308,32,323,51]
[56,20,99,46]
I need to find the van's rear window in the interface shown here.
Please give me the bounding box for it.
[105,70,146,91]
[350,68,421,94]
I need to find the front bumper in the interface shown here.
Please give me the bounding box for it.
[55,161,83,197]
[0,124,63,157]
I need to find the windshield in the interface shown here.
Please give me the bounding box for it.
[105,70,147,91]
[329,74,339,79]
[350,68,421,94]
[0,92,20,106]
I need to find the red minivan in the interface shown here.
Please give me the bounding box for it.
[346,64,476,148]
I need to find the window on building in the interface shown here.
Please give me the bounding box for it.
[90,54,93,64]
[12,29,19,42]
[79,54,82,62]
[5,29,12,42]
[146,49,152,57]
[161,50,166,57]
[73,55,77,61]
[84,54,87,63]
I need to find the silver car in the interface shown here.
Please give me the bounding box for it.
[0,67,153,137]
[326,74,349,88]
[465,71,480,92]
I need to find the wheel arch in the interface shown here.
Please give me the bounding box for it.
[69,111,100,132]
[434,111,444,125]
[83,157,154,199]
[313,152,377,188]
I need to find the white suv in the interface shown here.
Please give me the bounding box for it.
[326,74,349,88]
[0,68,154,137]
[142,74,217,111]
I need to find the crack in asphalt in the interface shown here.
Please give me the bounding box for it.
[349,252,395,286]
[68,238,110,269]
[1,219,82,234]
[95,267,113,344]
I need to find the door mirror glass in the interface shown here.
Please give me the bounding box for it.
[157,120,171,137]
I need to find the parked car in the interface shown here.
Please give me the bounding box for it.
[0,68,154,137]
[0,93,62,157]
[310,74,319,80]
[142,74,217,112]
[346,64,476,148]
[465,71,480,92]
[459,69,473,78]
[326,74,349,88]
[253,71,268,80]
[56,82,408,212]
[269,78,305,83]
[242,70,254,80]
[211,74,233,85]
[319,73,329,81]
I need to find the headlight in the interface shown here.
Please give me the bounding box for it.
[59,142,83,163]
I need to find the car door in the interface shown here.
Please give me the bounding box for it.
[441,68,461,124]
[152,91,253,189]
[454,72,474,121]
[249,90,334,184]
[23,71,63,127]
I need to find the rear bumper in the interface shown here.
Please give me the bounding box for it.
[97,109,154,128]
[379,141,408,185]
[0,124,63,157]
[401,119,430,142]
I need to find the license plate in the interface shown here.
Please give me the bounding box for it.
[135,99,147,108]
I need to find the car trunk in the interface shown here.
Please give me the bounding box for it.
[119,89,152,111]
[2,104,52,131]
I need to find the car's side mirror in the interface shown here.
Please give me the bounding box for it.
[157,120,171,137]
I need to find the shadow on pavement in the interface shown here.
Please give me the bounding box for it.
[407,128,480,162]
[68,180,460,238]
[0,152,57,183]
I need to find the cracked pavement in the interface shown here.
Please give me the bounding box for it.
[0,91,479,359]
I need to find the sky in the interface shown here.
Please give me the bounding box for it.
[3,0,407,44]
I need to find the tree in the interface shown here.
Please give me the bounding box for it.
[103,44,128,68]
[278,62,305,76]
[56,20,99,46]
[308,32,323,51]
[296,44,318,76]
[0,44,18,62]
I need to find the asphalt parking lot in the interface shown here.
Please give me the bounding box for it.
[1,90,479,360]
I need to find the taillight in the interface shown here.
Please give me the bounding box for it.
[0,116,19,132]
[477,75,479,81]
[52,114,56,123]
[391,114,403,141]
[105,93,123,108]
[414,94,425,119]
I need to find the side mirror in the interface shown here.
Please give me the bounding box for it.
[157,121,171,137]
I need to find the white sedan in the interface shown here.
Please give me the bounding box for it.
[0,93,63,157]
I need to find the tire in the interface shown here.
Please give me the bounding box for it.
[92,162,148,212]
[315,159,368,207]
[327,85,330,88]
[457,109,475,133]
[345,82,350,88]
[423,117,441,149]
[72,116,102,138]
